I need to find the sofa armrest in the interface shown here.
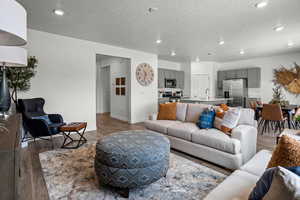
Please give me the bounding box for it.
[231,125,257,164]
[149,113,158,120]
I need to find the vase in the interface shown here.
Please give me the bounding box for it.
[0,67,11,112]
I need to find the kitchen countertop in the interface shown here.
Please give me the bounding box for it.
[181,97,233,102]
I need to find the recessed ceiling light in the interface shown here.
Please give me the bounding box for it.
[288,41,294,47]
[171,51,176,56]
[273,25,284,32]
[255,1,268,8]
[53,9,64,16]
[148,7,158,13]
[219,40,225,45]
[195,57,200,62]
[240,49,245,55]
[156,39,162,44]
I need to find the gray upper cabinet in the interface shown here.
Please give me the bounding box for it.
[177,71,184,89]
[157,69,184,89]
[217,67,261,89]
[247,68,261,88]
[236,69,248,79]
[217,71,225,89]
[225,70,236,79]
[158,69,164,88]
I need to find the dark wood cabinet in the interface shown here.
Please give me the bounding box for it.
[0,114,22,200]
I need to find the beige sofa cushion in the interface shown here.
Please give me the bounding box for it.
[191,129,241,154]
[144,120,182,134]
[241,150,272,177]
[204,170,259,200]
[176,103,188,121]
[185,104,209,123]
[238,108,255,126]
[168,122,199,141]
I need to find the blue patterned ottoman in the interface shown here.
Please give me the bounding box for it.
[94,130,170,196]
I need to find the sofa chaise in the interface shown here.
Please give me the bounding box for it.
[204,149,272,200]
[145,103,258,169]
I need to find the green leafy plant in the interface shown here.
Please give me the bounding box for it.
[0,56,38,103]
[295,115,300,122]
[269,85,289,106]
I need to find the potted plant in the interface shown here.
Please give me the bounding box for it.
[0,56,38,103]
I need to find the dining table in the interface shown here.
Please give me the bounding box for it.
[256,104,298,129]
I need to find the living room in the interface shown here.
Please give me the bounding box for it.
[1,0,300,200]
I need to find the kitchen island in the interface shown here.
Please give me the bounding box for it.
[180,97,233,105]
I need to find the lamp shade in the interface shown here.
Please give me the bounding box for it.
[0,0,27,46]
[0,46,27,67]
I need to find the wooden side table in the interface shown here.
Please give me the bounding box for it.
[60,122,87,149]
[277,128,300,144]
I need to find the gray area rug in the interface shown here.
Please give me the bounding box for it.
[39,143,227,200]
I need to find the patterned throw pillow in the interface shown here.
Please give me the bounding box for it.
[157,102,177,120]
[197,108,215,129]
[267,135,300,168]
[249,166,300,200]
[263,167,300,200]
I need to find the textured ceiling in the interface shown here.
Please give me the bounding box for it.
[19,0,300,62]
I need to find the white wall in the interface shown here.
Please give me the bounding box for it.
[96,64,110,114]
[22,29,158,131]
[158,59,182,71]
[190,61,218,98]
[217,52,300,104]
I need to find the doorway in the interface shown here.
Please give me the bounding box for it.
[96,54,131,122]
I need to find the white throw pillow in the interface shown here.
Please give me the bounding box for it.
[176,103,187,121]
[264,167,300,200]
[221,108,241,129]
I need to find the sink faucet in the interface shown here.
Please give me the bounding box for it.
[205,88,210,99]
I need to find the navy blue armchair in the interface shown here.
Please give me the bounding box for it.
[18,98,65,143]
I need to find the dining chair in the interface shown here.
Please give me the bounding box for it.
[249,101,260,120]
[259,104,287,135]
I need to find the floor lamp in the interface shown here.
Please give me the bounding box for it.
[0,46,27,114]
[0,0,27,46]
[0,0,27,116]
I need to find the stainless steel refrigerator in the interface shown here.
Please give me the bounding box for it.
[223,79,248,107]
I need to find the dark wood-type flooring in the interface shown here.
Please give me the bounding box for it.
[19,113,277,200]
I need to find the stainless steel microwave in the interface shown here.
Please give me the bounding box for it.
[165,79,177,88]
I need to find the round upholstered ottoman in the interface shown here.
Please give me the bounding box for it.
[94,130,170,197]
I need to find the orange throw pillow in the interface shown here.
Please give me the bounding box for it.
[267,135,300,168]
[220,104,229,111]
[157,103,177,120]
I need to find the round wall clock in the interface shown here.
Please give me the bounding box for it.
[136,63,154,86]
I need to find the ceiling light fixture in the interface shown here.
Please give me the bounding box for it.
[148,7,158,13]
[255,1,268,8]
[288,41,294,47]
[171,51,176,56]
[53,9,64,16]
[273,24,284,32]
[156,39,162,44]
[240,49,245,55]
[219,40,225,45]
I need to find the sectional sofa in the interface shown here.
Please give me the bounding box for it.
[204,149,272,199]
[145,103,258,169]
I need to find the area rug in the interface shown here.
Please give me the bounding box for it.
[39,143,227,200]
